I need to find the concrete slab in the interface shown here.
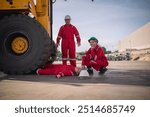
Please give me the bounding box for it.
[0,61,150,100]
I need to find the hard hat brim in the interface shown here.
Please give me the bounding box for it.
[65,17,71,20]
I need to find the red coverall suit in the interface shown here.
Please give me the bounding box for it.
[37,64,75,77]
[82,45,108,71]
[56,24,81,67]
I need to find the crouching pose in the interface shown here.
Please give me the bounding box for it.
[36,64,81,78]
[82,37,108,75]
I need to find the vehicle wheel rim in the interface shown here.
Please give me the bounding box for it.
[11,36,28,54]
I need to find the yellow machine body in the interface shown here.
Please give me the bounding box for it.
[0,0,51,36]
[0,0,29,10]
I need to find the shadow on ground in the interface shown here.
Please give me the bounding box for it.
[0,69,150,87]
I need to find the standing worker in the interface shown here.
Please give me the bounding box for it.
[56,15,81,67]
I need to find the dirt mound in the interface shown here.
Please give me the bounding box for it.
[139,54,150,61]
[131,54,150,61]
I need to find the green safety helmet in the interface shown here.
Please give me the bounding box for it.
[88,37,98,43]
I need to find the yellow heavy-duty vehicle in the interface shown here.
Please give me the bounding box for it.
[0,0,94,74]
[0,0,57,74]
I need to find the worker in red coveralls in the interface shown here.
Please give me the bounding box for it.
[56,15,81,67]
[82,37,108,75]
[36,64,81,78]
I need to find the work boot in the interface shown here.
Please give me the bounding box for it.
[87,66,93,76]
[99,67,107,75]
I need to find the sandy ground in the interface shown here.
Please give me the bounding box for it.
[0,61,150,100]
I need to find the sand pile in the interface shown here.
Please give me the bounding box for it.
[139,54,150,61]
[131,54,150,61]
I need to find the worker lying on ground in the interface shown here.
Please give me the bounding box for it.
[36,64,81,78]
[82,37,108,75]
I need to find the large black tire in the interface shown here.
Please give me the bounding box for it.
[0,14,54,74]
[47,40,57,64]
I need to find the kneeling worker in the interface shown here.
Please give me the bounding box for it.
[82,37,108,75]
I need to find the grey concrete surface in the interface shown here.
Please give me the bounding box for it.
[0,61,150,100]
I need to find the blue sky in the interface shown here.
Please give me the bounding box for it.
[53,0,150,52]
